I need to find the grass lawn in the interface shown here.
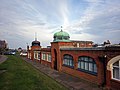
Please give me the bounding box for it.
[0,55,67,90]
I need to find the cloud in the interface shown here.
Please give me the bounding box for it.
[0,0,119,48]
[65,0,120,44]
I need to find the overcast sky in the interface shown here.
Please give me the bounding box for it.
[0,0,120,49]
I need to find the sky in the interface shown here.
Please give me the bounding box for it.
[0,0,120,49]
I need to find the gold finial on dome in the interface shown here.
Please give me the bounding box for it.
[35,32,37,41]
[61,26,63,32]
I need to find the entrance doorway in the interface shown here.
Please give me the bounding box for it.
[54,49,57,70]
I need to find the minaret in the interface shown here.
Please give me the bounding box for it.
[35,32,37,41]
[27,43,29,51]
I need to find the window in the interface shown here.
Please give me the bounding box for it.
[63,54,74,68]
[38,52,40,60]
[34,52,37,59]
[42,53,46,60]
[57,36,62,40]
[78,56,97,75]
[112,60,120,80]
[48,54,51,62]
[34,51,40,60]
[63,36,69,40]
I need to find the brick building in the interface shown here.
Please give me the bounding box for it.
[27,28,120,90]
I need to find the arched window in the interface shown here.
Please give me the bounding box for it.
[112,60,120,80]
[78,56,97,75]
[63,54,74,68]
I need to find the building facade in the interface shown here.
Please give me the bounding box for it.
[27,29,120,90]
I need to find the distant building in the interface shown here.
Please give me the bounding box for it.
[0,40,7,54]
[27,27,120,90]
[0,40,7,49]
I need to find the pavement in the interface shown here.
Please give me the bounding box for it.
[0,55,7,64]
[22,57,103,90]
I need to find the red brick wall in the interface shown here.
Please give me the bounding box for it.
[51,42,120,89]
[51,42,106,85]
[61,66,98,83]
[40,49,51,68]
[30,45,41,60]
[106,70,111,89]
[106,70,120,90]
[110,79,120,90]
[30,50,34,60]
[60,50,105,85]
[58,42,73,46]
[31,46,41,50]
[51,42,75,71]
[51,42,60,70]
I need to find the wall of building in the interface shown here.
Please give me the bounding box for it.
[27,40,120,90]
[62,66,98,83]
[51,42,74,71]
[60,50,105,85]
[40,48,51,67]
[30,46,41,60]
[106,53,120,89]
[110,79,120,90]
[33,50,40,62]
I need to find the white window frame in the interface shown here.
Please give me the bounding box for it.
[34,51,37,59]
[42,53,46,60]
[34,51,40,60]
[112,60,120,81]
[38,52,40,60]
[48,54,51,62]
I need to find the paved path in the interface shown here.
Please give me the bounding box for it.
[0,55,7,64]
[22,57,103,90]
[0,55,8,74]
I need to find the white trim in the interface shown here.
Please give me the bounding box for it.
[112,78,120,81]
[107,55,120,71]
[107,55,120,81]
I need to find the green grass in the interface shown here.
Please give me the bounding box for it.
[0,55,67,90]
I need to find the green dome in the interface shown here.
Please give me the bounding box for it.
[53,30,70,42]
[54,30,69,37]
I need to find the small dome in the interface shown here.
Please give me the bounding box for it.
[53,29,70,42]
[32,40,40,46]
